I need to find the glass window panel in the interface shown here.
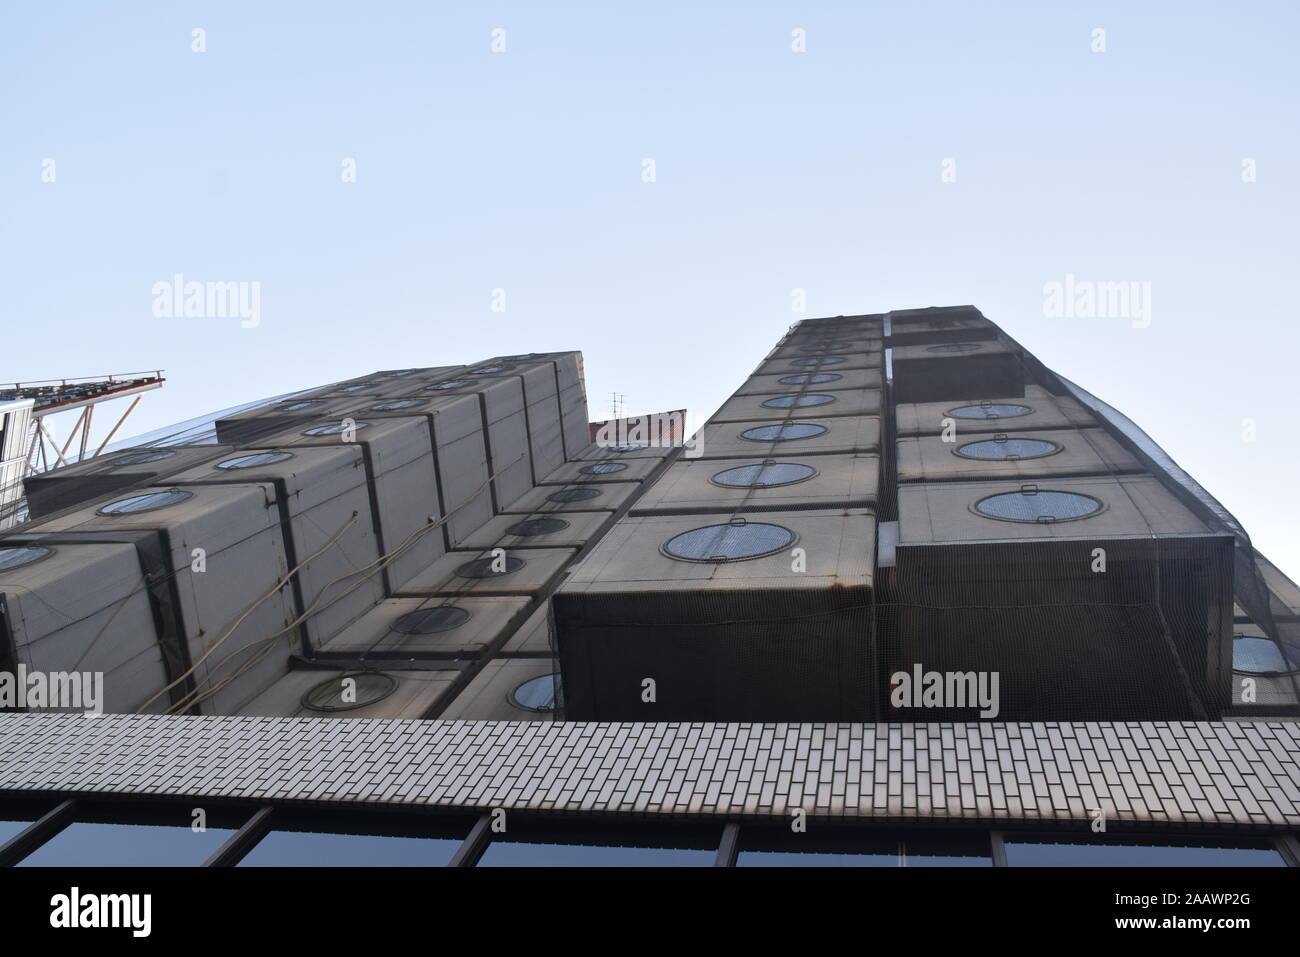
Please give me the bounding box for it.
[456,556,525,577]
[1232,635,1300,674]
[98,489,193,514]
[17,822,235,867]
[947,403,1032,420]
[762,393,836,409]
[0,817,37,844]
[547,487,601,502]
[663,522,795,562]
[478,823,719,867]
[393,606,469,634]
[1004,838,1285,867]
[110,449,177,465]
[0,546,51,571]
[216,451,294,469]
[789,356,846,367]
[740,423,827,442]
[506,518,570,536]
[239,830,463,867]
[739,831,990,867]
[778,373,842,385]
[957,438,1060,460]
[711,463,816,487]
[974,489,1101,522]
[511,674,561,712]
[479,841,715,866]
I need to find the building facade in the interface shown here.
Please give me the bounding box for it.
[0,309,1297,866]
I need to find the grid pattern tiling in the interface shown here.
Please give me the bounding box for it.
[0,715,1296,829]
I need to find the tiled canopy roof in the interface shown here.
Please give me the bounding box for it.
[0,714,1296,831]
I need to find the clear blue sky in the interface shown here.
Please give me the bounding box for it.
[3,2,1298,576]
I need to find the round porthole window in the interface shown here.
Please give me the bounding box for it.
[778,373,842,385]
[456,556,525,578]
[303,422,369,436]
[662,521,796,563]
[762,393,836,409]
[1232,635,1300,676]
[0,545,52,572]
[426,379,478,391]
[955,438,1061,461]
[278,400,323,411]
[740,422,827,442]
[383,370,419,377]
[547,487,601,503]
[216,451,295,469]
[301,672,398,712]
[507,517,570,537]
[946,403,1032,420]
[925,343,982,353]
[797,342,851,352]
[500,353,537,361]
[471,365,510,374]
[334,384,369,393]
[109,449,177,467]
[711,462,817,488]
[973,489,1103,523]
[511,674,561,712]
[789,356,847,367]
[579,462,627,475]
[392,606,470,634]
[368,399,426,411]
[98,489,193,515]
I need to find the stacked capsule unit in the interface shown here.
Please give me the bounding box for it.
[884,306,1234,721]
[0,353,684,720]
[553,316,884,721]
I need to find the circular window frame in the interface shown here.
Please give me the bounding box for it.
[953,437,1064,462]
[392,606,471,635]
[0,544,55,572]
[107,449,178,468]
[603,444,649,453]
[506,517,571,537]
[777,372,843,386]
[546,487,602,504]
[366,398,429,412]
[788,356,848,368]
[300,671,398,713]
[1231,634,1300,677]
[708,461,819,489]
[969,488,1106,525]
[509,673,561,713]
[97,488,194,516]
[302,422,370,436]
[739,423,828,443]
[578,462,628,475]
[796,341,852,353]
[455,555,526,578]
[215,451,296,470]
[945,403,1034,421]
[660,520,799,564]
[425,379,480,392]
[761,393,838,410]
